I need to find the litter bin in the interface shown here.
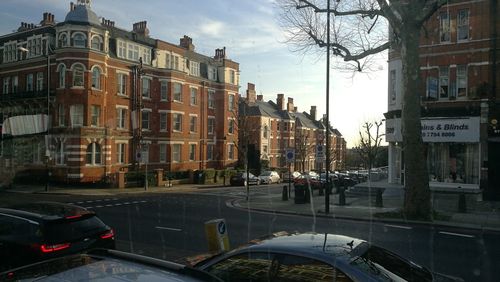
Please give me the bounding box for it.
[294,184,306,204]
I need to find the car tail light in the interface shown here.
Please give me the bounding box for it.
[40,243,71,253]
[100,229,114,239]
[65,214,82,219]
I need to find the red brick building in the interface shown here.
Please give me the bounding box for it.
[0,1,239,184]
[240,83,346,172]
[385,0,499,199]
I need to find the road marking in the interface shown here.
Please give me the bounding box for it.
[385,224,412,230]
[76,201,84,204]
[95,199,102,202]
[132,201,140,204]
[155,226,182,232]
[85,207,93,209]
[114,203,122,206]
[140,200,147,203]
[95,205,103,208]
[105,204,113,207]
[439,231,474,238]
[123,202,130,205]
[85,200,94,203]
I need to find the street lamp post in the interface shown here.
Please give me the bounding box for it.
[297,0,332,213]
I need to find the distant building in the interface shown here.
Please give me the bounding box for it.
[240,83,346,172]
[385,0,499,199]
[0,0,239,184]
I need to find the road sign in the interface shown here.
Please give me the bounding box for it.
[285,149,295,163]
[316,144,325,159]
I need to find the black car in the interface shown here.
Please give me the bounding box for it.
[1,249,221,282]
[230,172,260,186]
[0,202,115,271]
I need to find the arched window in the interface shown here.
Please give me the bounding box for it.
[57,64,66,88]
[73,33,87,48]
[86,143,101,165]
[91,66,101,89]
[58,33,68,47]
[72,64,85,87]
[91,35,103,51]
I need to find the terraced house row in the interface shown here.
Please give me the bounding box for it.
[0,0,239,184]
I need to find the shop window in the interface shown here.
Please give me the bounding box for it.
[427,143,479,184]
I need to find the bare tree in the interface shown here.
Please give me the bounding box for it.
[294,128,313,172]
[276,0,447,219]
[356,121,384,177]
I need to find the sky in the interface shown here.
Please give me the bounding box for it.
[0,0,388,147]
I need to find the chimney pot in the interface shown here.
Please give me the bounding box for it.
[257,95,263,101]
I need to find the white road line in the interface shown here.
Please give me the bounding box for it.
[95,205,103,208]
[85,207,93,209]
[85,201,94,203]
[67,203,74,205]
[112,198,118,201]
[132,201,140,204]
[114,203,122,206]
[76,202,84,204]
[385,224,412,230]
[439,231,474,238]
[123,202,130,205]
[155,226,182,232]
[95,199,102,202]
[105,204,113,207]
[140,200,147,203]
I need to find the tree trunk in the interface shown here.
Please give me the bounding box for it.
[400,24,431,220]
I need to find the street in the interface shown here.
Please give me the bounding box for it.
[2,185,499,281]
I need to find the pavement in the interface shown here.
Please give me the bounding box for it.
[3,179,500,232]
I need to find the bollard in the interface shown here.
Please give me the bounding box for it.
[282,185,288,201]
[375,188,383,207]
[458,191,467,213]
[204,219,230,253]
[339,186,346,206]
[319,183,324,196]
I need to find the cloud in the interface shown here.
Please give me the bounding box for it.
[199,20,225,37]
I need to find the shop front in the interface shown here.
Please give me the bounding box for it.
[386,116,481,188]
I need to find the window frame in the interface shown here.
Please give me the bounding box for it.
[72,64,85,88]
[190,87,197,105]
[117,73,127,96]
[58,64,66,89]
[86,142,102,166]
[141,110,151,130]
[160,112,168,132]
[173,113,183,132]
[172,144,181,163]
[116,143,126,164]
[173,82,182,102]
[116,107,127,129]
[439,11,451,43]
[90,105,100,127]
[189,144,196,161]
[72,32,87,48]
[91,66,101,90]
[457,9,469,42]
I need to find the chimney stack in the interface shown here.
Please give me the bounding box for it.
[246,83,256,103]
[310,106,317,120]
[287,97,294,112]
[180,35,195,51]
[40,12,55,26]
[294,106,298,112]
[133,21,149,37]
[214,47,226,60]
[102,18,115,27]
[257,95,263,101]
[277,94,285,111]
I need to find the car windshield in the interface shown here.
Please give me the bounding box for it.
[0,1,496,281]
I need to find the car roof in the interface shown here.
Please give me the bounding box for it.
[208,232,365,265]
[2,249,221,282]
[0,202,94,222]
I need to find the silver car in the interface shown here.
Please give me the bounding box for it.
[193,232,462,282]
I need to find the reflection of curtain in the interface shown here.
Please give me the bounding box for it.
[465,144,479,184]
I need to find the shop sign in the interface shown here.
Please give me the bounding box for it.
[386,117,479,143]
